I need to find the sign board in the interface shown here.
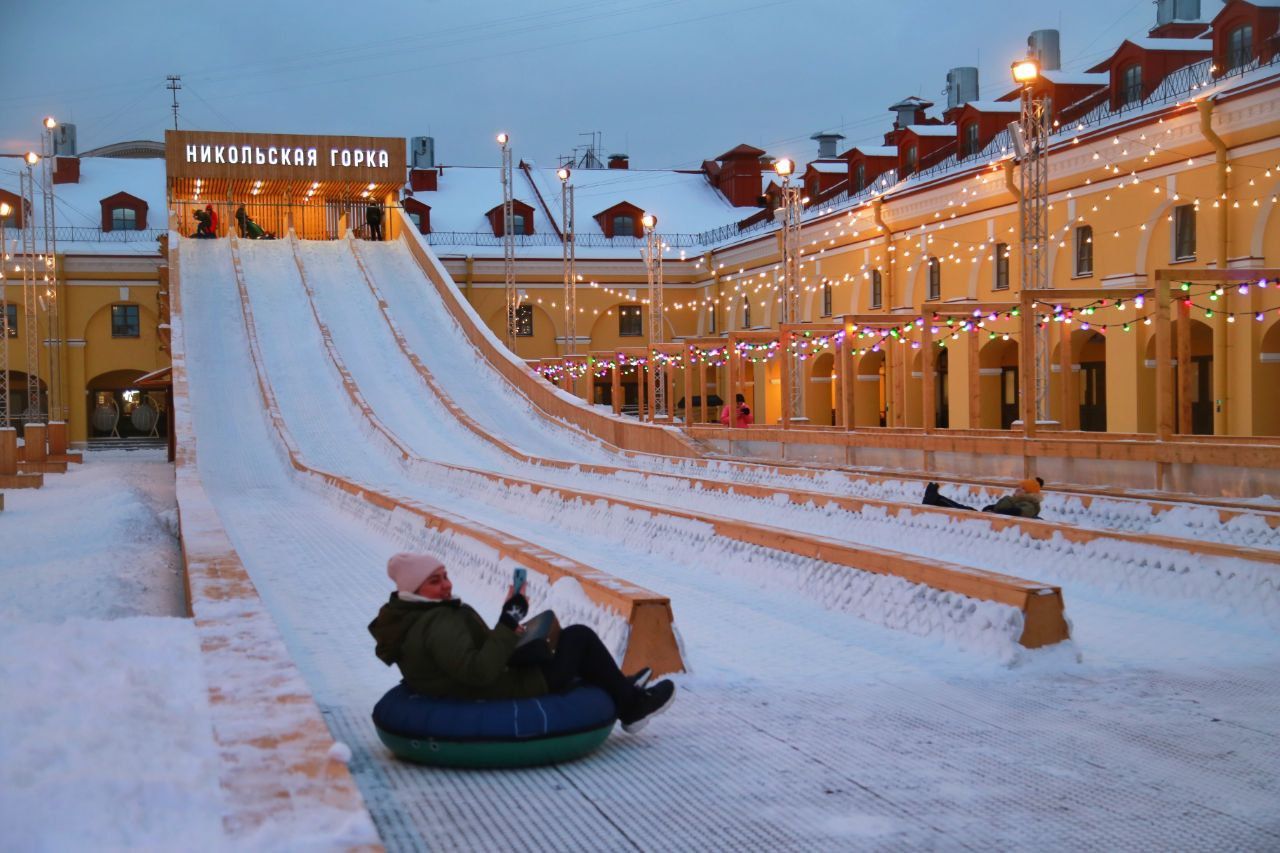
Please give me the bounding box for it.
[165,130,406,185]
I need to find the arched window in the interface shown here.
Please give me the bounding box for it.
[613,214,635,237]
[927,257,941,301]
[618,305,643,337]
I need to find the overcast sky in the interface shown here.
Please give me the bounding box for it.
[0,0,1222,170]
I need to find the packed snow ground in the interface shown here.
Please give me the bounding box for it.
[0,450,231,850]
[171,235,1280,850]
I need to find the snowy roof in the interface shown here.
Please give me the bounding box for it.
[1128,37,1213,51]
[904,124,958,138]
[524,166,739,235]
[848,145,899,158]
[957,100,1022,113]
[1042,71,1110,86]
[0,154,166,255]
[410,166,538,233]
[806,160,848,174]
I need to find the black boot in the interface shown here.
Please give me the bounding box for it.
[620,680,676,733]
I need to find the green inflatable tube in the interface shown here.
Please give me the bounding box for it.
[375,722,615,768]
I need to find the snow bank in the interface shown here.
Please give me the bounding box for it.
[0,617,226,850]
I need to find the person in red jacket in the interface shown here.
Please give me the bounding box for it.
[719,393,754,428]
[203,204,218,237]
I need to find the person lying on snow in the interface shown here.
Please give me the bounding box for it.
[921,477,1044,518]
[369,553,676,733]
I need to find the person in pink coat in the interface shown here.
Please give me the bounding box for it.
[719,393,754,428]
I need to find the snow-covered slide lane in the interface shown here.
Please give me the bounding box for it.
[322,239,1280,627]
[370,229,1280,552]
[288,235,1070,653]
[182,237,1280,851]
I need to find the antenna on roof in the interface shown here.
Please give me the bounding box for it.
[166,75,182,131]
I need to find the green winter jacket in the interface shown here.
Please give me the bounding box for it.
[986,493,1042,518]
[369,594,548,699]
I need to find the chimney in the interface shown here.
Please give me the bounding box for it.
[888,96,934,130]
[945,67,979,111]
[1150,0,1205,37]
[410,136,435,168]
[607,153,629,170]
[53,123,77,156]
[810,132,845,159]
[1028,30,1061,71]
[52,156,80,185]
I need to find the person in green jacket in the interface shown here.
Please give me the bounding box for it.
[369,553,675,733]
[922,477,1044,519]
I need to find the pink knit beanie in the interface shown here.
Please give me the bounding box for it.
[387,553,445,593]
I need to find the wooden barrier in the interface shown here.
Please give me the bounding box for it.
[0,427,43,488]
[397,222,703,458]
[168,238,382,848]
[22,424,46,463]
[45,421,82,464]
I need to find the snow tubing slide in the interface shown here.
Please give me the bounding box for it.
[373,682,617,768]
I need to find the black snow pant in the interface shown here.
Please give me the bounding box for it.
[923,489,976,512]
[368,222,383,241]
[540,624,634,712]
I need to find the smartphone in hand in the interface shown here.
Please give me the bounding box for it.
[512,567,527,597]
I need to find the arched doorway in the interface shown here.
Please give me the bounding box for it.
[855,349,886,427]
[805,352,835,425]
[934,347,949,429]
[1143,318,1213,434]
[1259,321,1280,436]
[86,369,167,440]
[979,338,1019,430]
[1076,331,1106,432]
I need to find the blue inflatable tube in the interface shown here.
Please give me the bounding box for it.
[372,682,617,768]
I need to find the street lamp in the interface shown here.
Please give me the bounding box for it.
[19,152,43,422]
[558,167,577,365]
[1010,55,1053,430]
[774,157,804,422]
[0,201,10,426]
[498,132,517,349]
[40,117,64,421]
[641,212,666,421]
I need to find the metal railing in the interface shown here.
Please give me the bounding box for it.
[26,226,168,244]
[425,230,704,249]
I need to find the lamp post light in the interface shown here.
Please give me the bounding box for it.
[498,132,517,350]
[774,156,805,422]
[641,212,666,421]
[1010,56,1054,429]
[0,201,10,426]
[557,167,577,365]
[21,152,43,424]
[40,116,63,421]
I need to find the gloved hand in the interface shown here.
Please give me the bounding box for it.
[498,593,529,630]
